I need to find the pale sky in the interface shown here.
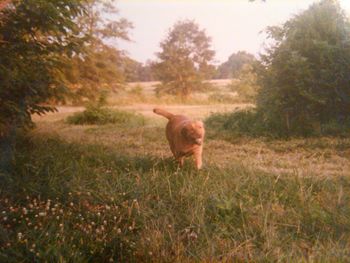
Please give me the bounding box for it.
[114,0,350,65]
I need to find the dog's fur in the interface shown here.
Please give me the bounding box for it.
[153,108,205,169]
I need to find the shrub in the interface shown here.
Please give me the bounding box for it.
[205,109,350,139]
[66,105,145,126]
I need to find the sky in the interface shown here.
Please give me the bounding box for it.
[114,0,350,65]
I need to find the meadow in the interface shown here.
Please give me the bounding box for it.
[1,80,350,262]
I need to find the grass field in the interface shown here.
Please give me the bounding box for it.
[1,83,350,262]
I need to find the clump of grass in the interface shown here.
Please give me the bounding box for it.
[66,105,146,126]
[1,135,350,261]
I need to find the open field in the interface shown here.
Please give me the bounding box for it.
[2,100,350,262]
[107,79,240,106]
[33,103,350,177]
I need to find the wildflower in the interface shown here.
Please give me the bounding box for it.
[103,220,107,225]
[22,208,28,215]
[97,212,101,216]
[39,212,46,217]
[117,228,121,234]
[3,216,8,221]
[1,211,6,214]
[70,202,74,207]
[17,232,23,240]
[105,205,111,210]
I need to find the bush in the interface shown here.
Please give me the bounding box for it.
[205,109,350,139]
[66,105,145,126]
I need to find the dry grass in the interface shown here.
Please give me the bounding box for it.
[33,104,350,178]
[107,79,238,105]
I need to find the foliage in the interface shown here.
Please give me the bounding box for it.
[205,110,271,138]
[215,51,256,79]
[121,58,156,82]
[1,135,350,261]
[62,0,132,103]
[206,109,350,139]
[0,0,87,137]
[229,63,260,102]
[154,20,215,98]
[257,0,350,136]
[66,105,145,126]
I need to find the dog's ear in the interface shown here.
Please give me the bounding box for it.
[181,123,192,138]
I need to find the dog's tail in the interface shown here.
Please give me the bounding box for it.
[153,108,174,120]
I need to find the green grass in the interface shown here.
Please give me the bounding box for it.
[0,135,349,262]
[66,105,146,126]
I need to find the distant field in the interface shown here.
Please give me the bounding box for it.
[107,79,239,105]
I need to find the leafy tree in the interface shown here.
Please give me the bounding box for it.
[257,0,350,135]
[0,0,87,130]
[231,64,260,102]
[154,20,215,98]
[0,0,87,169]
[63,0,132,103]
[216,51,256,79]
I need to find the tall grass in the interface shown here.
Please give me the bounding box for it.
[1,135,349,261]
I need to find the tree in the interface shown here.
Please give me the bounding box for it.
[216,51,256,79]
[154,20,215,98]
[231,64,260,102]
[63,0,132,102]
[257,0,350,135]
[0,0,89,129]
[0,0,87,170]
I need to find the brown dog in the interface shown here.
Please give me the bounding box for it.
[153,108,205,169]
